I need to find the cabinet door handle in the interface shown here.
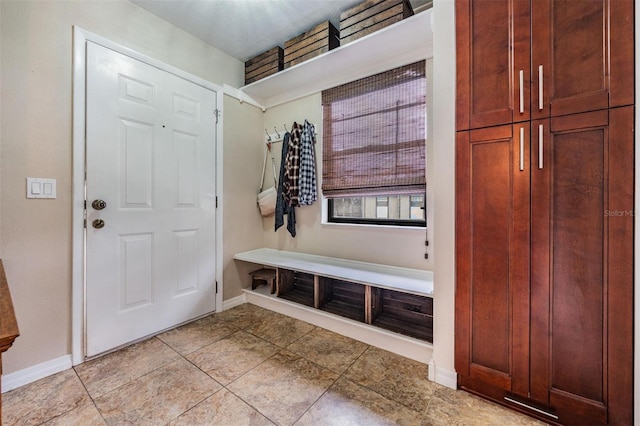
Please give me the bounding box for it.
[538,124,544,169]
[538,65,544,110]
[519,70,524,114]
[519,127,525,171]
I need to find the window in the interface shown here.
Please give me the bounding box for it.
[322,61,426,227]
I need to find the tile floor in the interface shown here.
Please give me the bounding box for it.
[3,304,545,425]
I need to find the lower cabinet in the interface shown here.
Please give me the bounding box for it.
[455,107,634,425]
[276,268,433,343]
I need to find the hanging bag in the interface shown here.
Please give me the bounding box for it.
[257,142,278,217]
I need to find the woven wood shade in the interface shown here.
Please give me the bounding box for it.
[322,61,426,198]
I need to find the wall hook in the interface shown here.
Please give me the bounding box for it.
[273,126,281,139]
[265,129,271,142]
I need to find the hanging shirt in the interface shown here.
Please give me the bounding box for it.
[275,132,296,237]
[283,122,301,207]
[298,120,317,205]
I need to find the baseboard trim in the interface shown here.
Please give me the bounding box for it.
[222,294,246,311]
[243,288,433,365]
[2,355,73,393]
[435,365,458,389]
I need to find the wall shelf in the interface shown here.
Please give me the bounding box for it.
[237,9,433,109]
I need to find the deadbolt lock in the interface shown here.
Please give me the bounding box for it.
[92,199,107,210]
[92,219,105,229]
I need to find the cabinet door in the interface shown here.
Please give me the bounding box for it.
[455,124,530,396]
[530,107,634,425]
[531,0,634,119]
[456,0,531,130]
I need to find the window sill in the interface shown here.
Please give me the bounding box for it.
[321,220,427,231]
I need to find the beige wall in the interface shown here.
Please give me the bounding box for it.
[0,0,243,374]
[222,95,265,300]
[261,93,431,271]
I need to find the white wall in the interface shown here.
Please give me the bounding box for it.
[0,0,243,375]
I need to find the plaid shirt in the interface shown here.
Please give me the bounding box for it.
[298,120,317,205]
[283,122,301,207]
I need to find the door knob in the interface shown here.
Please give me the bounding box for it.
[92,199,107,210]
[92,219,105,229]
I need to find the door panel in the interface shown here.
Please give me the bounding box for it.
[532,0,634,118]
[530,108,634,425]
[85,42,217,357]
[455,124,530,395]
[456,0,531,130]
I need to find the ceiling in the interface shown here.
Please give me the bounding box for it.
[130,0,432,62]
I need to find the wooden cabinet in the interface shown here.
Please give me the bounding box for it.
[0,260,20,419]
[456,0,634,131]
[455,0,634,424]
[456,107,634,425]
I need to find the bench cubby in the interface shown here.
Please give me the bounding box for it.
[369,288,433,342]
[315,276,365,323]
[277,269,315,308]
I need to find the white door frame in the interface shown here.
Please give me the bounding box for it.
[71,27,224,365]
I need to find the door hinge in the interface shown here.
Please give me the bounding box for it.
[215,281,218,294]
[214,108,220,124]
[215,196,218,208]
[84,218,87,229]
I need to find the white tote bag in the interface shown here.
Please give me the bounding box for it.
[257,143,278,217]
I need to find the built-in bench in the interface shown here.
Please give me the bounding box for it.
[234,248,433,343]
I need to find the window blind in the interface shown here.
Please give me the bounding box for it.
[321,61,426,198]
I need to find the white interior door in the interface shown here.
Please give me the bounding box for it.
[85,41,217,357]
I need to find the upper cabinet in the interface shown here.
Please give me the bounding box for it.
[456,0,634,131]
[239,9,433,109]
[456,0,531,130]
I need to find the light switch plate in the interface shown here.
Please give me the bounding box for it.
[27,177,56,199]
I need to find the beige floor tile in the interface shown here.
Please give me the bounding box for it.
[286,328,369,374]
[94,357,221,425]
[43,403,106,425]
[2,369,91,426]
[74,337,179,399]
[228,350,339,426]
[343,346,435,413]
[245,311,316,347]
[425,386,546,426]
[214,303,276,329]
[187,330,280,385]
[157,314,237,355]
[295,377,425,426]
[169,388,275,426]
